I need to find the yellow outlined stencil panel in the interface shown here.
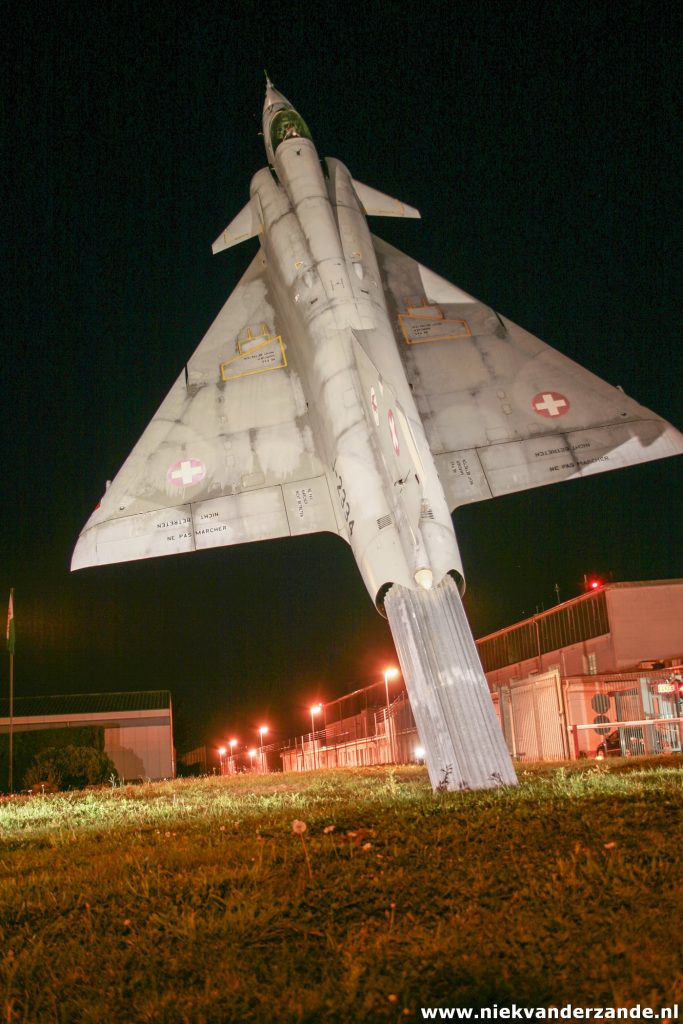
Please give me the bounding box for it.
[399,300,471,345]
[220,324,287,382]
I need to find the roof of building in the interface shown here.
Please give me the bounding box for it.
[0,690,172,719]
[475,579,683,674]
[476,579,683,643]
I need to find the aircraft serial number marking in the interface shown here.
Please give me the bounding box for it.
[332,465,355,536]
[295,487,314,519]
[453,457,474,487]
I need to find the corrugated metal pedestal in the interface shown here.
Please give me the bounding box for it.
[385,576,517,792]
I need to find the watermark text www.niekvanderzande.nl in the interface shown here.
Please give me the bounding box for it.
[420,1006,679,1021]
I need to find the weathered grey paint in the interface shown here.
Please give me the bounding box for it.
[386,576,517,791]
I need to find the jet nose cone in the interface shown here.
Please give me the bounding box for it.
[263,79,290,117]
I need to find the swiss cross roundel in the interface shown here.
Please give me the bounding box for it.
[532,391,570,418]
[167,458,207,487]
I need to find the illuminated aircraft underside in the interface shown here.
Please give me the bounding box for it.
[73,82,683,791]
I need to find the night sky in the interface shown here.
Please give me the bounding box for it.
[2,1,681,752]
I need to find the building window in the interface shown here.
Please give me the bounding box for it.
[478,591,609,672]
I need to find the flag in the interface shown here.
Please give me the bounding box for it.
[6,589,14,655]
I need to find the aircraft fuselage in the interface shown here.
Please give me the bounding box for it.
[258,89,463,606]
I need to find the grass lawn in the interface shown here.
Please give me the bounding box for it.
[1,760,682,1023]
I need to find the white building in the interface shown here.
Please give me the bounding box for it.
[0,690,174,784]
[476,581,683,760]
[478,580,683,685]
[279,581,683,769]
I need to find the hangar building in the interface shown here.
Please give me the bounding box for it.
[279,580,682,769]
[477,580,683,760]
[0,690,174,785]
[478,579,683,686]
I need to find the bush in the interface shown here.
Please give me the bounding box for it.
[0,726,107,795]
[23,745,118,791]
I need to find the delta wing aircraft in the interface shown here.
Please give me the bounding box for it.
[73,83,683,789]
[72,81,683,594]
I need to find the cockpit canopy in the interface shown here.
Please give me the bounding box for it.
[270,109,312,153]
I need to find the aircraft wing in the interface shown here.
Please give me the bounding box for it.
[373,235,683,510]
[72,251,341,570]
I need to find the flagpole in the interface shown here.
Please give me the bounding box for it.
[6,589,15,795]
[8,650,13,794]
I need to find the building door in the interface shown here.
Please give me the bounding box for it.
[509,670,567,760]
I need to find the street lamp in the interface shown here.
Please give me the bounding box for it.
[228,738,237,774]
[258,726,268,773]
[248,747,257,771]
[218,746,227,775]
[310,704,322,770]
[383,668,400,763]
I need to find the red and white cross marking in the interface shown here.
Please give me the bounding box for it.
[387,409,400,456]
[532,391,570,418]
[167,458,206,487]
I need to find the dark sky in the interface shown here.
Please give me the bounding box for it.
[2,1,681,751]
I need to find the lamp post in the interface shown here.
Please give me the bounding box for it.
[258,726,268,773]
[383,668,400,763]
[228,738,237,774]
[310,704,322,770]
[218,746,227,776]
[248,747,257,772]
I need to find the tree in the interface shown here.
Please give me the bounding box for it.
[23,745,118,790]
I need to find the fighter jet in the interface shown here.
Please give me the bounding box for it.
[72,82,683,790]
